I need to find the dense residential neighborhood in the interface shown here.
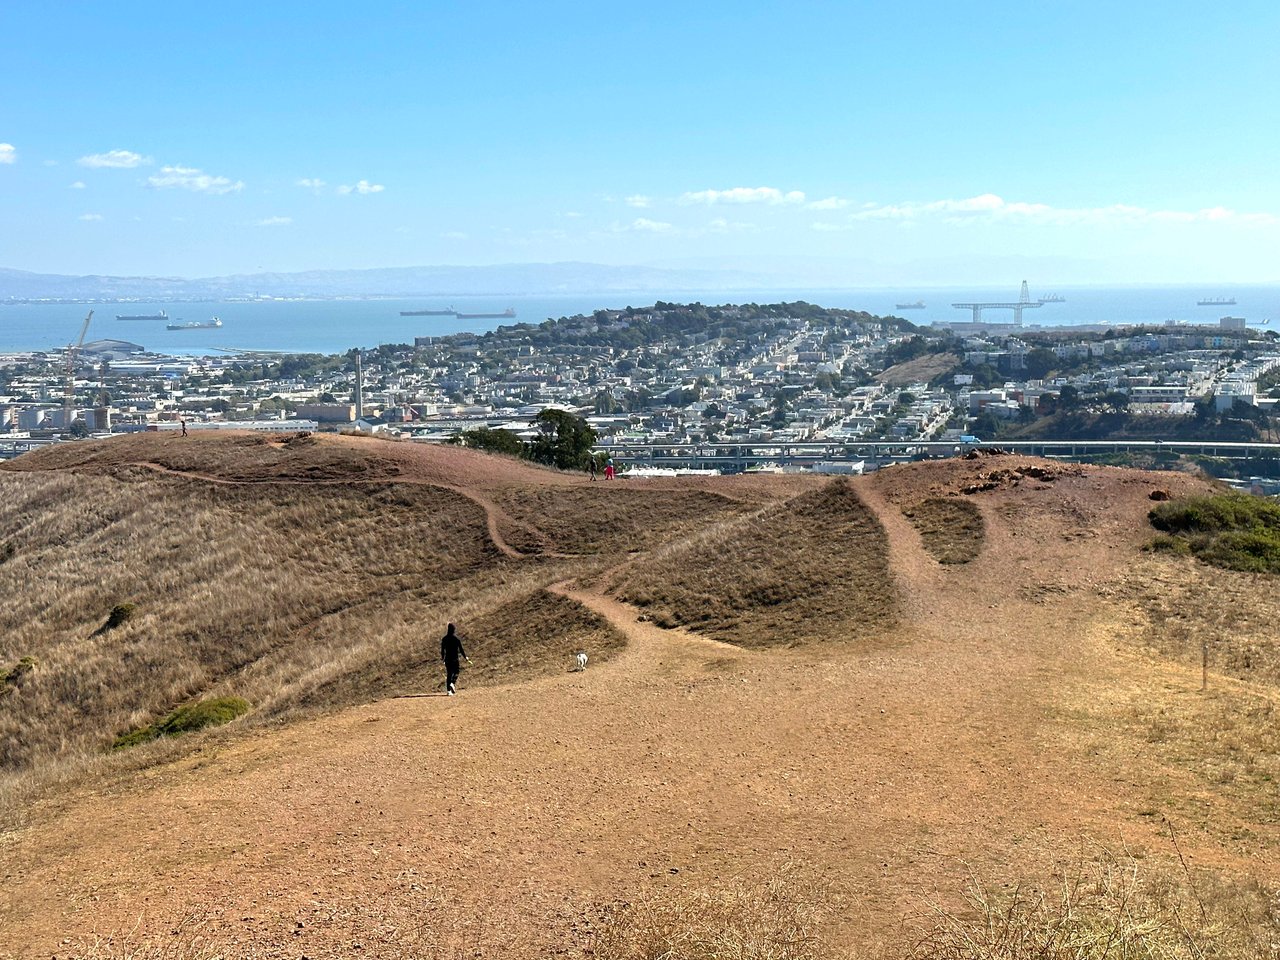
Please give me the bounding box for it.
[3,302,1280,471]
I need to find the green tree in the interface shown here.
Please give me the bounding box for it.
[528,409,596,470]
[1103,391,1130,414]
[451,427,524,456]
[1024,348,1058,380]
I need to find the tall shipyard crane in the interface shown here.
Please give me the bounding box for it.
[63,310,93,433]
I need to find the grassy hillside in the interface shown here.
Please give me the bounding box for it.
[8,434,1280,958]
[0,433,802,801]
[617,479,895,647]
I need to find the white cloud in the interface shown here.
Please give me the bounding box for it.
[0,143,15,164]
[337,179,385,195]
[147,165,244,194]
[69,180,86,189]
[807,196,848,210]
[847,192,1280,227]
[630,217,673,233]
[78,149,150,169]
[707,218,757,234]
[680,186,805,206]
[296,177,326,190]
[624,194,652,208]
[255,216,292,226]
[441,230,469,239]
[78,213,103,221]
[562,211,583,219]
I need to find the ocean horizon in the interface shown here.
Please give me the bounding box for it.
[3,284,1278,356]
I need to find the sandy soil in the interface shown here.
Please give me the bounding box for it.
[0,441,1272,958]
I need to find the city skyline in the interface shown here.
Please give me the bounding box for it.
[2,0,1278,283]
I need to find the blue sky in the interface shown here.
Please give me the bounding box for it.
[2,0,1278,283]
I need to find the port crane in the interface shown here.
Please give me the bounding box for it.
[63,310,93,434]
[952,280,1061,324]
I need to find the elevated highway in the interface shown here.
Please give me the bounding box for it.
[603,438,1280,472]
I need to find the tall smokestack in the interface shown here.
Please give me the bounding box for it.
[355,351,364,420]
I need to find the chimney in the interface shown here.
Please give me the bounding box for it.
[355,351,364,420]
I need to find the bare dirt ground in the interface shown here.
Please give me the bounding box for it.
[1,439,1275,957]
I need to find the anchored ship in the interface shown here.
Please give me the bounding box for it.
[1197,297,1236,306]
[400,307,458,316]
[116,310,168,321]
[455,307,516,320]
[167,317,223,330]
[894,300,926,310]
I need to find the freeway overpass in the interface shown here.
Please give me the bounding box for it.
[0,438,59,460]
[5,434,1280,469]
[602,439,1280,472]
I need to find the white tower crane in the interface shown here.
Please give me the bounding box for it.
[63,310,93,434]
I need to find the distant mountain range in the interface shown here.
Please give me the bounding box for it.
[0,262,766,302]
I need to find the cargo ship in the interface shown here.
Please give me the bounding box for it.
[455,307,516,320]
[167,317,223,330]
[894,300,926,310]
[1197,297,1236,306]
[400,307,458,316]
[116,310,168,321]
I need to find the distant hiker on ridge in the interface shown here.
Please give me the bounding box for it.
[441,622,471,696]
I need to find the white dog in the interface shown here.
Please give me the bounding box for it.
[575,651,588,671]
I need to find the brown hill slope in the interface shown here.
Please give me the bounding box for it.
[3,437,1280,958]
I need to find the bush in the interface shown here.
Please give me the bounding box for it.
[102,603,136,632]
[113,696,250,750]
[1,656,36,688]
[1148,494,1280,572]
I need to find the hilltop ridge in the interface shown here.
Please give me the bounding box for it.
[2,434,1279,957]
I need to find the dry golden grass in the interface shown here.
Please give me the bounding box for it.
[901,498,985,564]
[496,485,746,556]
[617,478,895,648]
[1109,554,1280,686]
[595,867,841,960]
[900,853,1280,959]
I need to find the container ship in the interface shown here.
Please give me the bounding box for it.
[116,310,168,321]
[1197,297,1236,306]
[167,317,223,330]
[455,307,516,320]
[400,307,458,316]
[894,300,926,310]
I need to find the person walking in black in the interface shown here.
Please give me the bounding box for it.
[440,622,470,695]
[589,456,598,481]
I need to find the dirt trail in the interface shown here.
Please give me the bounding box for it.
[549,578,748,663]
[0,465,1272,958]
[131,459,539,560]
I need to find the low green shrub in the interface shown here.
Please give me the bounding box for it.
[100,603,136,632]
[1,656,36,687]
[113,695,250,750]
[1148,494,1280,572]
